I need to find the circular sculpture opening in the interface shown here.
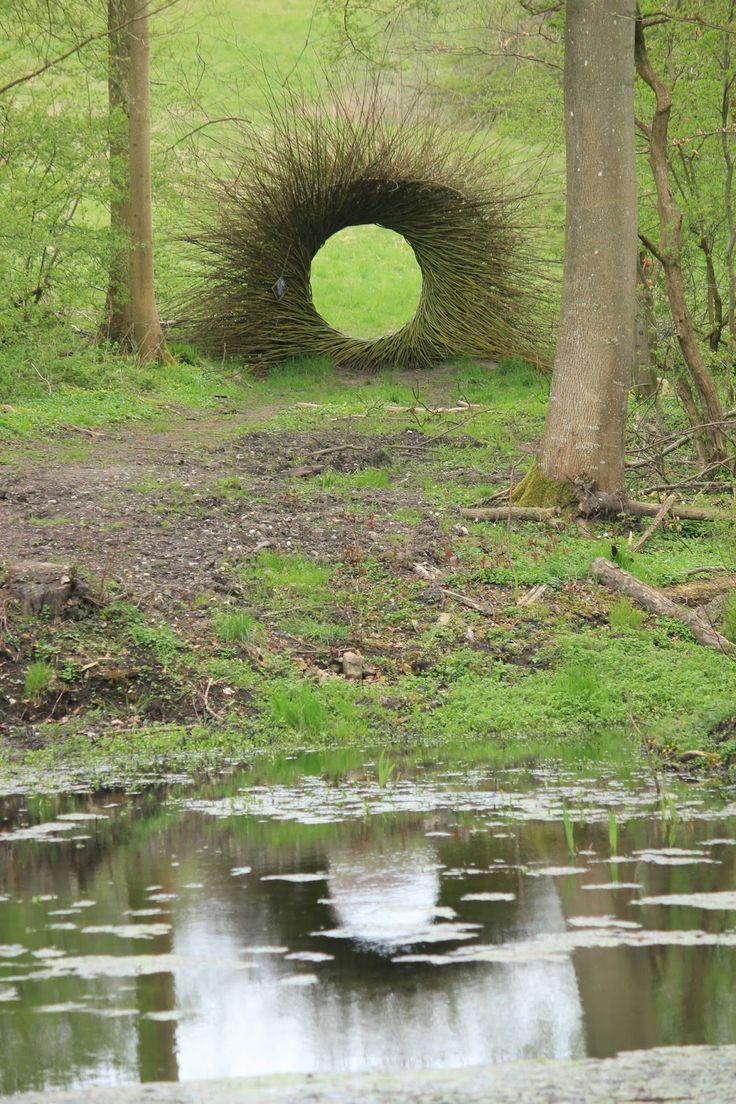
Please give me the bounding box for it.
[310,224,423,340]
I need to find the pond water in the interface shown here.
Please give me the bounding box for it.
[1,749,736,1095]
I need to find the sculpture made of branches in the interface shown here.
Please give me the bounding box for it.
[187,87,542,371]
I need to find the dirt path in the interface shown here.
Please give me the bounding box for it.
[0,401,451,603]
[0,383,491,736]
[3,1046,736,1103]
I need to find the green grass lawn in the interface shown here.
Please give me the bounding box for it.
[310,225,423,338]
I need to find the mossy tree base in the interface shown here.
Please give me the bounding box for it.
[512,463,576,509]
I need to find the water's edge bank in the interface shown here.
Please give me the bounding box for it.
[3,1046,735,1104]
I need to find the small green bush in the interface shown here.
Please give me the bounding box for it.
[214,610,264,644]
[243,550,332,595]
[269,680,327,737]
[24,661,54,703]
[280,615,349,642]
[609,598,646,631]
[350,467,391,489]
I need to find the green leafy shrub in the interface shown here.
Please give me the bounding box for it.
[214,610,264,644]
[24,661,54,703]
[268,680,328,737]
[609,598,646,631]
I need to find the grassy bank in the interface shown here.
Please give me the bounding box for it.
[2,357,735,783]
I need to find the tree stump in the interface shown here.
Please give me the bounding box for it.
[1,561,90,615]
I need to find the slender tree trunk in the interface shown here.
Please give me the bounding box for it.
[721,9,736,399]
[701,235,724,353]
[675,377,708,469]
[125,0,169,363]
[634,254,659,399]
[634,13,727,461]
[105,0,133,346]
[516,0,637,504]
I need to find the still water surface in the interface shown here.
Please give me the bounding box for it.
[1,751,735,1094]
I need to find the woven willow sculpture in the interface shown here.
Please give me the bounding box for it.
[188,89,541,370]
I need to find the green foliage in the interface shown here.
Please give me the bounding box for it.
[723,592,736,643]
[217,476,247,499]
[105,602,181,668]
[409,631,736,745]
[611,544,637,572]
[23,661,54,703]
[280,615,349,642]
[609,598,646,631]
[0,348,244,440]
[312,466,391,491]
[266,677,364,741]
[214,611,264,644]
[242,550,332,600]
[374,749,397,787]
[561,804,576,856]
[268,681,325,736]
[169,342,203,365]
[608,809,619,856]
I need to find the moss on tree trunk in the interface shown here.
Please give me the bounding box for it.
[512,463,576,508]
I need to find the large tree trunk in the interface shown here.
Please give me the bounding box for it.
[634,13,727,462]
[516,0,637,505]
[125,0,169,363]
[105,0,133,346]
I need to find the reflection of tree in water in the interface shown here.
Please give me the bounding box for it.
[0,791,183,1093]
[123,843,179,1083]
[552,822,736,1057]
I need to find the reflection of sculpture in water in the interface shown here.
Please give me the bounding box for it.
[322,836,586,1069]
[327,840,442,951]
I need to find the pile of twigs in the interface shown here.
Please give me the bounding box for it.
[185,83,544,370]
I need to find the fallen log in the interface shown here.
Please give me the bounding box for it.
[626,500,728,523]
[460,506,560,523]
[591,557,734,654]
[463,499,727,526]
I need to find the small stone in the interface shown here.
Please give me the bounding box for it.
[341,651,364,680]
[437,612,452,627]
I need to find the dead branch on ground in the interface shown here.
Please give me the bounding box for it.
[591,557,734,654]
